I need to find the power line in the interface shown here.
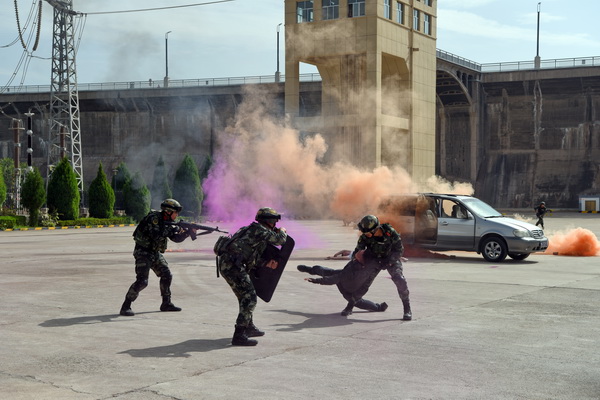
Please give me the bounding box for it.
[83,0,234,15]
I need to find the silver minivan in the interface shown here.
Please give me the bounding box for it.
[378,193,549,262]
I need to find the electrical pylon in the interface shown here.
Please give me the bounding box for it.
[45,0,83,199]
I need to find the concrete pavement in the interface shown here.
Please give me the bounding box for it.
[1,215,600,399]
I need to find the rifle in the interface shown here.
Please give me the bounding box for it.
[176,221,229,240]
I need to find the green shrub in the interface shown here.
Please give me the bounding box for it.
[56,216,132,227]
[0,216,16,230]
[47,157,80,220]
[151,156,172,209]
[172,154,204,218]
[123,172,150,222]
[21,167,46,226]
[88,163,115,219]
[0,164,6,208]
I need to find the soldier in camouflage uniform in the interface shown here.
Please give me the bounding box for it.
[218,207,288,346]
[119,199,190,317]
[353,214,412,321]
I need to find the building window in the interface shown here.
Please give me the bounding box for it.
[322,0,339,20]
[396,2,404,24]
[413,9,419,31]
[348,0,365,18]
[423,13,431,35]
[424,0,432,6]
[384,0,391,19]
[296,1,314,23]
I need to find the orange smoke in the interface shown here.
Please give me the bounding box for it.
[545,228,600,256]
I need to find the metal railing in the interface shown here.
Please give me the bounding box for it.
[436,49,600,73]
[0,73,323,94]
[3,51,600,95]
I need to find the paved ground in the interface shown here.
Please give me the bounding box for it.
[2,213,600,399]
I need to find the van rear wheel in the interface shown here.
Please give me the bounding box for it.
[481,237,508,262]
[508,253,530,260]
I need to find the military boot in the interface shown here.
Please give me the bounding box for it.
[245,320,265,337]
[297,265,313,274]
[232,325,258,346]
[120,298,134,316]
[378,302,389,312]
[402,299,412,321]
[160,296,182,312]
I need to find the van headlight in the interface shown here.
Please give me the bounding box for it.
[513,229,530,238]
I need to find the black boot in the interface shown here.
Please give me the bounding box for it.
[402,299,412,321]
[120,298,134,316]
[232,325,258,346]
[246,321,265,337]
[160,296,182,312]
[297,265,313,274]
[378,302,388,312]
[341,302,353,316]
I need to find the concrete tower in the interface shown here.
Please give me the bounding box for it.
[284,0,437,183]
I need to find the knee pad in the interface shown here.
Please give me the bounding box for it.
[134,279,148,291]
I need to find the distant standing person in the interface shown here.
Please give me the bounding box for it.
[119,199,191,316]
[534,201,549,229]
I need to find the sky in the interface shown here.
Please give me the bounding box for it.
[1,0,600,87]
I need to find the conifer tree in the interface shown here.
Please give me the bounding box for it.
[88,162,115,218]
[0,164,6,208]
[151,156,172,209]
[112,162,132,210]
[172,154,203,219]
[123,171,150,222]
[47,157,80,220]
[21,167,46,226]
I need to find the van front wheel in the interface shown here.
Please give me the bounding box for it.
[508,253,530,260]
[481,237,508,262]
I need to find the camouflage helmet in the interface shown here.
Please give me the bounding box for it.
[358,214,379,233]
[161,198,182,213]
[255,207,281,222]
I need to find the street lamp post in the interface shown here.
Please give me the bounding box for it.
[275,23,283,82]
[534,3,541,69]
[164,30,172,87]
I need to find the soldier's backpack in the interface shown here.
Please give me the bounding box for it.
[213,235,232,256]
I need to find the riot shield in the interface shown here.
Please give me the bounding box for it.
[251,236,295,302]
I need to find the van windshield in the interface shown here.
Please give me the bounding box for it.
[460,198,503,218]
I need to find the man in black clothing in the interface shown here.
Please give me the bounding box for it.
[297,250,387,316]
[534,201,549,229]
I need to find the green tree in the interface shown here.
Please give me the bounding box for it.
[21,167,46,226]
[47,157,80,220]
[151,156,172,209]
[88,162,115,219]
[198,154,213,182]
[112,162,131,210]
[0,164,6,208]
[172,154,203,218]
[123,171,150,222]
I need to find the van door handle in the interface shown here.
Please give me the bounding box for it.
[441,221,449,226]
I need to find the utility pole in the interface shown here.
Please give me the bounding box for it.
[534,2,541,69]
[45,0,84,201]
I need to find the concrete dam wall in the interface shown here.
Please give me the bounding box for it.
[2,68,600,209]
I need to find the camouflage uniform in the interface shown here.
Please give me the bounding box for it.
[123,210,188,308]
[353,223,412,319]
[219,221,287,328]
